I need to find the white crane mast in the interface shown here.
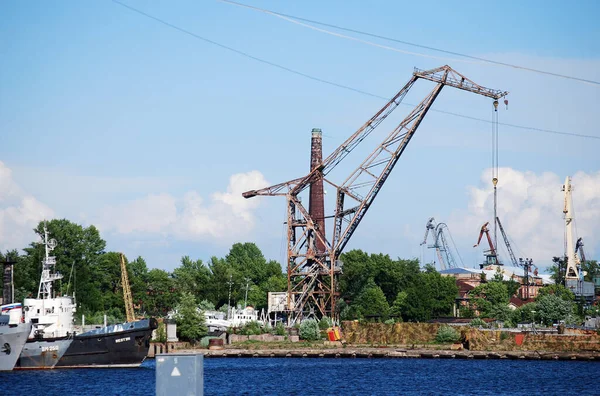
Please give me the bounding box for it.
[562,176,580,280]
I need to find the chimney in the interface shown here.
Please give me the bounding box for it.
[308,128,326,254]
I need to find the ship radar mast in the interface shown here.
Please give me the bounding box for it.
[37,224,62,299]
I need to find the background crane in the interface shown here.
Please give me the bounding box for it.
[420,217,462,270]
[120,253,135,323]
[473,221,499,269]
[482,216,538,299]
[243,65,507,324]
[576,237,587,264]
[496,216,518,267]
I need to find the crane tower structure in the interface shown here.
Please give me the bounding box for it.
[120,253,135,323]
[420,217,461,270]
[243,65,507,324]
[563,177,581,280]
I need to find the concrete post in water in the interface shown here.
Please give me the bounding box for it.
[308,128,326,254]
[156,353,203,396]
[104,314,107,328]
[82,314,85,327]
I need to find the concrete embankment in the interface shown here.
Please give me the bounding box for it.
[175,347,600,361]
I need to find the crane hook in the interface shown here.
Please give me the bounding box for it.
[504,99,508,110]
[493,100,499,112]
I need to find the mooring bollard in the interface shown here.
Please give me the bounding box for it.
[156,353,203,396]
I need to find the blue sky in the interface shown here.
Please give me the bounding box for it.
[1,0,599,272]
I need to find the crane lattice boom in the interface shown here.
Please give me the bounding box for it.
[421,218,461,270]
[243,65,507,323]
[496,216,518,267]
[120,253,135,323]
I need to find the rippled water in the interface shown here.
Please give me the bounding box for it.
[1,357,598,395]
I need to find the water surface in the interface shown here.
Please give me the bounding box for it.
[1,357,597,395]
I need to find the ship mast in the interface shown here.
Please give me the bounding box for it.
[37,225,62,299]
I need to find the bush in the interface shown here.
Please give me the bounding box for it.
[238,321,263,335]
[319,317,333,330]
[274,322,286,336]
[435,325,460,343]
[299,319,320,341]
[459,306,475,319]
[384,319,395,325]
[469,318,487,328]
[153,321,167,342]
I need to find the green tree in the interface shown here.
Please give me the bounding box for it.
[146,269,177,316]
[389,291,407,319]
[174,292,207,343]
[510,302,537,324]
[354,283,389,320]
[581,260,599,282]
[469,281,509,318]
[422,270,458,318]
[338,249,373,302]
[548,256,567,285]
[95,252,126,314]
[401,270,458,322]
[537,284,575,302]
[536,294,575,326]
[18,219,106,314]
[205,256,234,308]
[198,300,215,311]
[128,256,149,315]
[173,256,211,302]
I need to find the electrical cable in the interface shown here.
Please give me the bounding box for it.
[112,0,600,141]
[220,0,600,87]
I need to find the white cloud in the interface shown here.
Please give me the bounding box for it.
[98,171,269,243]
[449,168,600,269]
[0,161,54,251]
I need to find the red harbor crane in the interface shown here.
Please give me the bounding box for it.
[243,65,507,324]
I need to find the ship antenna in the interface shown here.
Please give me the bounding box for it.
[37,223,61,300]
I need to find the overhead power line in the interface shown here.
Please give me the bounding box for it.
[221,0,600,87]
[111,0,600,141]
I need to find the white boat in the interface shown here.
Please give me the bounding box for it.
[0,303,32,371]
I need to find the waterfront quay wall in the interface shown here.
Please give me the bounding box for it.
[229,334,300,343]
[342,321,448,345]
[465,329,600,352]
[341,322,600,353]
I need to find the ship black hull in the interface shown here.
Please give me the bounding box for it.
[16,319,157,370]
[56,325,153,368]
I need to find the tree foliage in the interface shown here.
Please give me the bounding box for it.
[337,250,457,322]
[537,284,575,302]
[469,281,509,318]
[299,319,320,341]
[174,292,207,343]
[536,294,575,326]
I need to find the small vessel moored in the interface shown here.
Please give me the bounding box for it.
[15,225,157,370]
[0,303,32,371]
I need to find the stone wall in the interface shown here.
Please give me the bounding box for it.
[229,334,299,344]
[342,321,453,345]
[465,329,600,352]
[341,321,600,352]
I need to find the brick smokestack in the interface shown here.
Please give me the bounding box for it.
[309,128,326,254]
